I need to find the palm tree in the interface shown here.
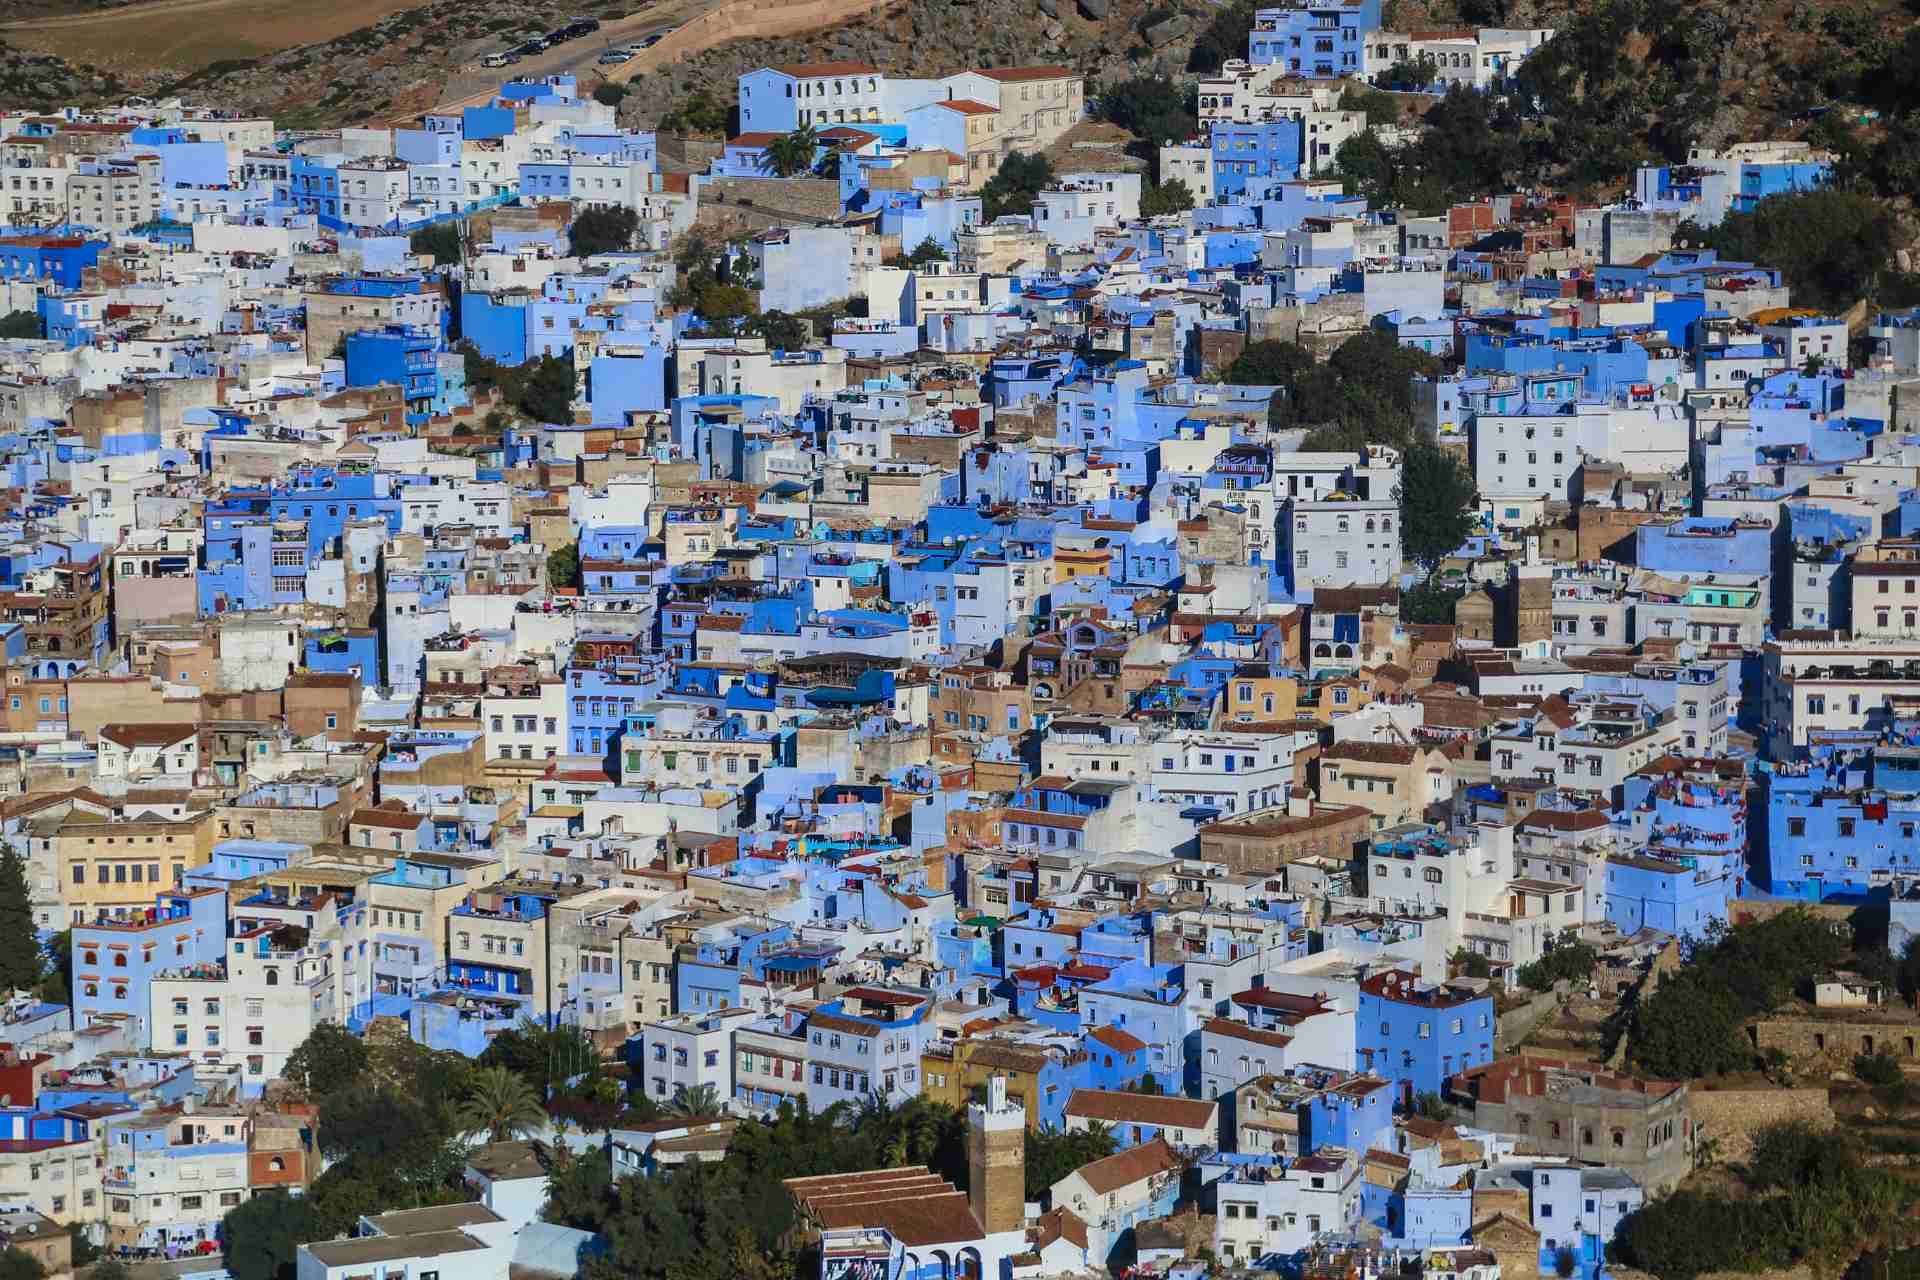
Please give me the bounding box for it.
[667,1082,727,1119]
[761,126,820,178]
[458,1066,547,1143]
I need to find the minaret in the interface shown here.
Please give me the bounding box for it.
[966,1073,1026,1235]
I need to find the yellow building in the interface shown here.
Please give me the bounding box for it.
[1223,667,1300,723]
[37,809,216,924]
[1052,546,1112,585]
[921,1039,1058,1126]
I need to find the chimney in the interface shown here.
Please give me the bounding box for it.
[967,1075,1025,1236]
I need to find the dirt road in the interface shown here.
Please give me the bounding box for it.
[428,0,718,112]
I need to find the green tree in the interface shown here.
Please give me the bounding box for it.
[1187,0,1257,74]
[0,845,40,995]
[547,542,582,590]
[478,1018,600,1096]
[1626,910,1851,1078]
[1139,178,1196,218]
[592,81,628,107]
[36,930,68,1006]
[569,206,640,257]
[1399,442,1478,573]
[761,125,820,177]
[542,1144,614,1231]
[283,1023,371,1098]
[0,312,39,340]
[903,236,949,267]
[1024,1123,1117,1199]
[745,309,809,351]
[517,355,576,424]
[666,1082,726,1119]
[408,222,461,266]
[1515,929,1599,991]
[1340,83,1401,127]
[1692,189,1895,313]
[1401,577,1466,625]
[1098,74,1196,145]
[980,152,1054,220]
[659,89,731,135]
[1895,937,1920,1006]
[1450,947,1491,979]
[1223,339,1315,387]
[0,1248,43,1280]
[1854,1050,1904,1086]
[695,282,758,331]
[459,1065,548,1142]
[222,1191,327,1280]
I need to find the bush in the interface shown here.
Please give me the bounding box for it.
[1855,1050,1905,1087]
[1515,931,1599,991]
[592,81,627,107]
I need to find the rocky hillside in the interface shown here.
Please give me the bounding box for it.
[0,36,120,109]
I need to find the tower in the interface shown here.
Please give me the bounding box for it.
[966,1073,1025,1235]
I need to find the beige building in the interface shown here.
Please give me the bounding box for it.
[1316,739,1456,831]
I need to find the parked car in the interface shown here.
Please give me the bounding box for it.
[566,17,600,35]
[482,50,517,66]
[513,39,545,55]
[637,31,663,47]
[596,48,633,63]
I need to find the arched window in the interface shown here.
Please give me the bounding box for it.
[265,968,280,986]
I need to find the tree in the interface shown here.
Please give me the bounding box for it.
[0,312,39,340]
[592,81,628,107]
[36,930,68,1006]
[1399,442,1479,573]
[1339,83,1401,127]
[1128,1073,1165,1095]
[547,542,581,590]
[543,1144,614,1231]
[1450,947,1491,979]
[222,1191,326,1280]
[518,355,576,424]
[569,206,640,257]
[459,1066,548,1142]
[659,88,730,135]
[1626,910,1850,1078]
[408,222,461,266]
[903,237,948,267]
[283,1023,370,1099]
[979,152,1054,220]
[744,309,809,351]
[1896,936,1920,1006]
[1515,929,1598,991]
[1139,178,1195,218]
[0,845,40,996]
[761,125,820,178]
[666,1082,725,1119]
[1188,0,1257,74]
[1223,339,1315,388]
[694,282,757,332]
[478,1018,600,1096]
[0,1249,43,1280]
[1692,189,1895,313]
[1097,74,1196,145]
[1401,577,1466,625]
[1024,1123,1117,1199]
[1854,1050,1903,1086]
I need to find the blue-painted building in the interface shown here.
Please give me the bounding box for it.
[70,889,228,1036]
[1212,120,1304,202]
[1356,970,1493,1100]
[1247,0,1379,74]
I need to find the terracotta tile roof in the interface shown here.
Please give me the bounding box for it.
[1086,1025,1146,1054]
[1071,1135,1181,1196]
[1063,1089,1216,1130]
[99,723,197,748]
[771,61,881,76]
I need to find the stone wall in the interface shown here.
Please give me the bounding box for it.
[697,177,845,230]
[1686,1088,1834,1164]
[1753,1015,1920,1065]
[1495,990,1561,1052]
